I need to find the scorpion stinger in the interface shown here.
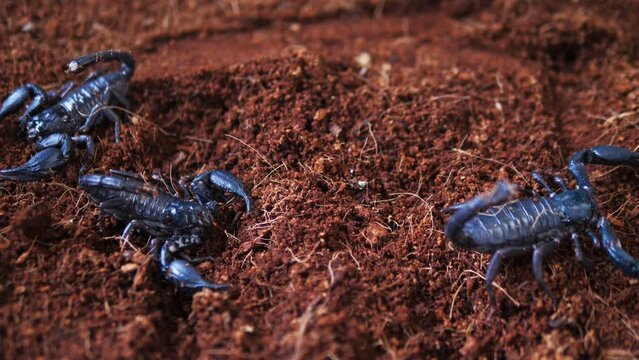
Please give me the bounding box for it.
[66,49,135,82]
[0,49,135,182]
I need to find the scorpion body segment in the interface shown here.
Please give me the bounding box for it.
[0,50,135,182]
[448,190,595,252]
[444,145,639,308]
[79,169,252,291]
[80,174,212,230]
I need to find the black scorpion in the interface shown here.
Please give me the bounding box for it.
[0,50,134,181]
[444,145,639,307]
[79,169,252,291]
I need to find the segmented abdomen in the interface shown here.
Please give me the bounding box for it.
[79,174,172,222]
[59,74,127,128]
[462,197,565,251]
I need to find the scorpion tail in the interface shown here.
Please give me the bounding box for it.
[0,147,66,182]
[66,49,135,81]
[444,181,516,246]
[598,218,639,278]
[568,145,639,193]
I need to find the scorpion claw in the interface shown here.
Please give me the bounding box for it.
[209,170,252,213]
[193,170,253,213]
[165,259,230,291]
[599,218,639,278]
[569,145,639,192]
[160,243,228,291]
[0,84,48,121]
[0,88,28,120]
[0,147,66,182]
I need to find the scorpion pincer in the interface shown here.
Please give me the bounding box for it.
[444,145,639,308]
[0,49,134,182]
[79,169,252,291]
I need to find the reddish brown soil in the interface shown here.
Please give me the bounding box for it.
[1,1,639,359]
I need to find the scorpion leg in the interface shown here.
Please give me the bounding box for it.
[552,175,568,192]
[178,175,196,198]
[47,81,75,101]
[570,233,594,269]
[0,134,73,181]
[109,169,145,180]
[97,198,131,221]
[159,240,229,291]
[532,239,560,307]
[71,135,95,173]
[485,246,531,308]
[0,83,49,122]
[109,88,131,109]
[598,217,639,278]
[82,70,104,84]
[531,171,554,194]
[102,107,123,143]
[189,170,252,213]
[78,88,122,142]
[569,145,639,192]
[586,229,602,249]
[122,219,164,239]
[177,253,216,265]
[79,104,103,134]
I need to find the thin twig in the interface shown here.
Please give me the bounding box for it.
[225,134,273,168]
[452,148,529,184]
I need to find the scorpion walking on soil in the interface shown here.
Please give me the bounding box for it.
[444,145,639,308]
[0,49,134,181]
[79,169,252,290]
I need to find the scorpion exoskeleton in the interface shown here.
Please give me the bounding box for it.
[0,49,134,181]
[444,145,639,308]
[79,169,252,291]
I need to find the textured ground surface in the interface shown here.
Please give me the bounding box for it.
[1,1,639,358]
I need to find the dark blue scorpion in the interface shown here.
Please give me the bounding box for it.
[0,49,134,181]
[79,169,252,291]
[444,145,639,308]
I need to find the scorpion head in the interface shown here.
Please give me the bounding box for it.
[554,189,599,226]
[162,202,213,229]
[25,107,70,139]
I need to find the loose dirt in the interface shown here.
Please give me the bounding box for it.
[1,1,639,358]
